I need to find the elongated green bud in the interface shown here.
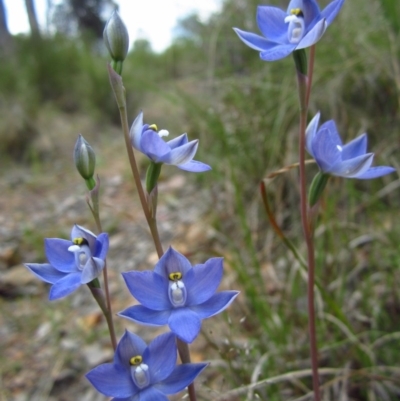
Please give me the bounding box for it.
[292,49,307,75]
[308,171,330,207]
[146,162,162,194]
[74,135,96,183]
[104,11,129,74]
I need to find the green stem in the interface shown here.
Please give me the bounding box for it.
[293,47,321,401]
[87,279,117,350]
[108,66,164,259]
[86,177,117,351]
[177,339,197,401]
[108,66,198,401]
[111,60,123,75]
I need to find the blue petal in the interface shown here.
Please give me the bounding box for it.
[256,6,288,44]
[160,140,198,165]
[119,305,171,326]
[45,238,75,273]
[80,257,104,284]
[177,160,211,172]
[311,124,342,171]
[356,166,396,180]
[48,272,82,300]
[86,363,135,398]
[260,43,297,61]
[318,120,342,146]
[305,112,320,157]
[25,263,66,284]
[185,258,223,306]
[288,0,321,27]
[140,130,170,162]
[122,271,170,310]
[190,291,239,319]
[115,330,147,368]
[167,133,188,149]
[330,153,373,177]
[130,111,144,151]
[94,233,109,260]
[233,28,275,52]
[155,363,208,395]
[137,387,168,401]
[297,18,327,49]
[71,225,97,251]
[341,134,367,160]
[169,308,201,343]
[154,247,192,278]
[144,332,176,383]
[321,0,345,25]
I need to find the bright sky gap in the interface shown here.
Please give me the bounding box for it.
[3,0,222,53]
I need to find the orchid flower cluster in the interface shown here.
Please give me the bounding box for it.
[24,0,397,400]
[234,0,395,399]
[25,10,238,401]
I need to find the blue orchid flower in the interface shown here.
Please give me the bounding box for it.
[130,111,211,172]
[233,0,345,61]
[119,247,239,343]
[25,225,109,300]
[306,112,396,179]
[86,331,207,401]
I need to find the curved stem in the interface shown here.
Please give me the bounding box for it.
[108,67,197,400]
[88,282,117,350]
[119,105,164,258]
[108,66,164,259]
[86,177,117,350]
[177,339,197,401]
[295,47,320,401]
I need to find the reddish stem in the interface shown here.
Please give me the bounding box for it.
[296,46,321,401]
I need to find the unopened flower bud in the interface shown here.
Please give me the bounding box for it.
[103,11,129,62]
[74,134,96,180]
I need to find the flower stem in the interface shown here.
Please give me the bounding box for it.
[107,66,164,258]
[86,177,117,350]
[294,47,321,401]
[108,65,196,401]
[177,339,197,401]
[87,281,117,350]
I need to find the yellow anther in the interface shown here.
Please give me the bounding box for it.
[72,237,88,246]
[149,124,158,132]
[290,8,303,17]
[130,355,143,365]
[169,272,182,281]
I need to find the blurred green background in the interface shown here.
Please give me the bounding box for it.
[1,0,400,400]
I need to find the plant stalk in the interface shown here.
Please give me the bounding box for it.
[108,66,164,258]
[177,339,197,401]
[86,176,117,350]
[108,66,196,401]
[88,282,117,350]
[294,47,321,401]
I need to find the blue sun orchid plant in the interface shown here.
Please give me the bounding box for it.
[86,331,207,401]
[233,0,345,61]
[119,247,239,343]
[130,111,211,173]
[306,112,396,179]
[25,225,109,300]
